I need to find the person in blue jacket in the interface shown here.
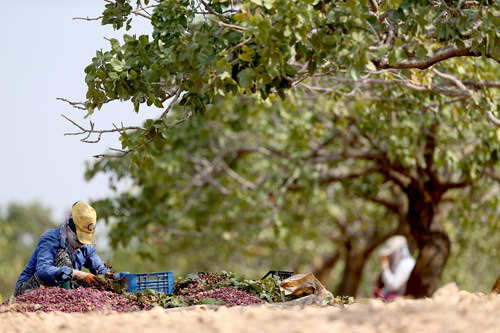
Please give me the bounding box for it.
[14,201,109,296]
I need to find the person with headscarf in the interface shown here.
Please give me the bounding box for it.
[14,201,108,296]
[373,235,416,300]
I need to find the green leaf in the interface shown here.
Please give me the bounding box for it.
[250,283,263,293]
[263,0,274,10]
[322,35,336,46]
[366,61,377,71]
[185,273,200,280]
[96,69,107,80]
[110,58,124,71]
[145,288,156,295]
[238,45,255,62]
[233,13,246,21]
[154,99,164,108]
[284,64,298,77]
[144,154,154,169]
[238,51,254,62]
[237,68,255,88]
[110,38,121,51]
[123,34,134,43]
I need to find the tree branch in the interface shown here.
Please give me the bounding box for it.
[318,166,383,184]
[219,160,258,190]
[368,0,379,13]
[364,195,403,215]
[209,17,247,32]
[62,114,145,144]
[73,3,157,21]
[463,80,500,89]
[372,40,496,70]
[161,88,182,120]
[200,0,230,22]
[440,179,473,192]
[57,97,114,111]
[167,111,193,130]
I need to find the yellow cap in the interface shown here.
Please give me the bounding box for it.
[72,201,97,245]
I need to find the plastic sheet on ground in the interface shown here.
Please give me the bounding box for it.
[278,273,335,307]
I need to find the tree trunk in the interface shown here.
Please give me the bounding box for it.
[405,231,450,297]
[402,176,452,298]
[336,248,368,296]
[312,251,340,285]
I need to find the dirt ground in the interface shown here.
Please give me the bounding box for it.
[2,282,500,333]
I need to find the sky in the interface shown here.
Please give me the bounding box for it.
[0,1,159,222]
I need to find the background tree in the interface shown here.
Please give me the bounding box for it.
[0,203,56,300]
[86,89,500,297]
[65,0,500,297]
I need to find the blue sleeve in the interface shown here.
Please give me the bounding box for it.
[36,232,73,284]
[83,245,109,275]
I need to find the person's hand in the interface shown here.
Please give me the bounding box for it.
[72,269,104,286]
[380,255,390,271]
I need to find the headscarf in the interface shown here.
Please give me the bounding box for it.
[388,242,411,271]
[60,214,83,263]
[379,235,412,271]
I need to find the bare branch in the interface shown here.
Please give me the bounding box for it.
[441,179,473,192]
[200,0,230,21]
[318,166,383,184]
[204,177,232,195]
[366,20,382,46]
[431,68,469,93]
[73,3,157,22]
[368,0,379,13]
[189,157,232,195]
[384,9,395,46]
[62,114,145,144]
[365,195,403,215]
[298,76,472,98]
[227,36,253,55]
[463,80,500,89]
[167,111,193,130]
[372,40,497,70]
[93,147,133,159]
[161,88,182,120]
[56,98,87,111]
[485,111,500,127]
[72,16,102,22]
[219,160,258,190]
[57,97,113,111]
[209,17,247,32]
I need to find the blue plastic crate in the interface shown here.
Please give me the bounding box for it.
[117,271,174,294]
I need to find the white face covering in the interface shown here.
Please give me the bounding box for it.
[67,229,83,253]
[389,243,411,269]
[60,216,83,261]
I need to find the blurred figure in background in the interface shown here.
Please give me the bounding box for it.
[374,235,416,300]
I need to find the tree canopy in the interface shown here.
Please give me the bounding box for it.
[68,0,500,151]
[65,0,500,297]
[0,203,56,300]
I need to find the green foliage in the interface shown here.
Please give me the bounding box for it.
[126,271,295,308]
[76,0,500,296]
[441,186,500,293]
[0,203,57,300]
[79,1,500,174]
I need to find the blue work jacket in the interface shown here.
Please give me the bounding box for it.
[16,228,108,287]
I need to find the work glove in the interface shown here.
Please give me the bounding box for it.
[72,269,104,286]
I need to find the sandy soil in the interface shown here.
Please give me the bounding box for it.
[2,283,500,333]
